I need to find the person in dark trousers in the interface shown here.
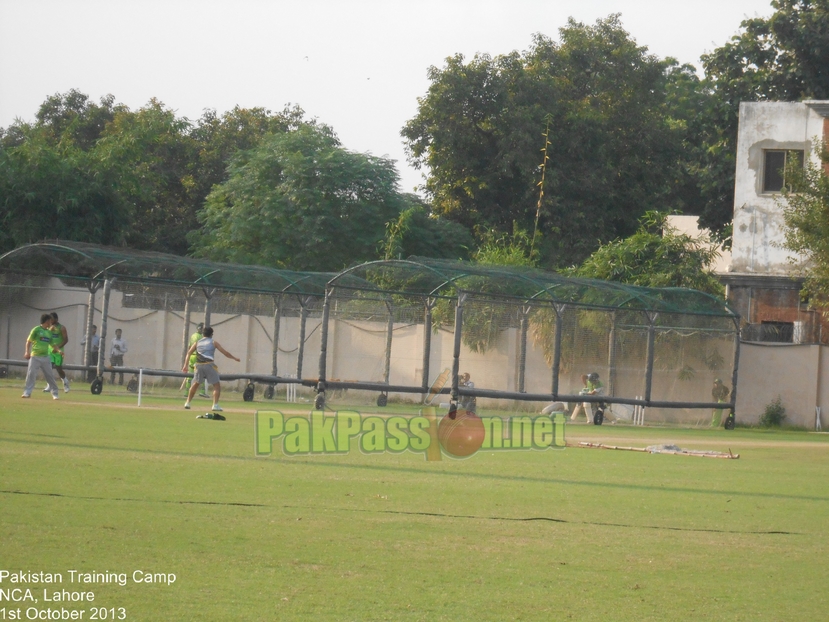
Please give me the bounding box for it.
[110,329,128,385]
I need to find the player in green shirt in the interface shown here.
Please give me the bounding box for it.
[44,312,69,393]
[570,372,610,424]
[22,314,60,399]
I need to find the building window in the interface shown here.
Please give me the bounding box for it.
[762,149,803,193]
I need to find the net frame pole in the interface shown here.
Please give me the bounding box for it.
[517,306,529,393]
[97,278,114,378]
[83,282,99,368]
[607,311,617,396]
[272,294,282,377]
[644,311,657,405]
[450,292,466,408]
[202,288,213,327]
[421,298,434,391]
[316,290,332,393]
[297,296,309,381]
[383,299,393,385]
[729,315,742,420]
[180,290,194,367]
[551,304,565,398]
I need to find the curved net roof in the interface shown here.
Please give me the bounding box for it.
[0,243,736,317]
[331,257,737,318]
[0,241,334,296]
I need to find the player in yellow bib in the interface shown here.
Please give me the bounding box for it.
[44,312,69,393]
[181,323,209,397]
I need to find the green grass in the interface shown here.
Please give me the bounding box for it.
[1,382,828,621]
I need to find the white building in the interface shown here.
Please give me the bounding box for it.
[723,100,829,343]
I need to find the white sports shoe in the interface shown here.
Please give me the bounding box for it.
[212,405,223,412]
[43,387,50,392]
[184,402,191,410]
[64,380,70,393]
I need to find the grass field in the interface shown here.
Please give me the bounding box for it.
[2,381,828,621]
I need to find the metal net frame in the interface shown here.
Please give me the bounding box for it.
[0,241,336,393]
[0,244,741,423]
[318,258,741,422]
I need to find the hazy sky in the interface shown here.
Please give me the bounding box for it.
[1,0,775,193]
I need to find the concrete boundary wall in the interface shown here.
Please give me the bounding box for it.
[6,279,819,427]
[736,342,829,428]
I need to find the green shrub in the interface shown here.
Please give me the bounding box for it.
[759,396,787,427]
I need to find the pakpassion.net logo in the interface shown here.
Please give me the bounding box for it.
[255,407,566,460]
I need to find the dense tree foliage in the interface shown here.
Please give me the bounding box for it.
[189,105,307,207]
[0,92,333,257]
[380,197,474,261]
[781,145,829,308]
[572,212,725,296]
[404,3,829,256]
[0,91,131,250]
[190,124,405,271]
[0,125,130,251]
[7,4,829,280]
[403,16,703,269]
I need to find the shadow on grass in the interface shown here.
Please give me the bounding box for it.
[0,489,802,536]
[2,434,828,505]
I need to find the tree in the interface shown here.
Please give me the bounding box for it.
[380,196,474,261]
[403,16,699,269]
[0,125,132,252]
[571,211,724,296]
[0,90,313,256]
[699,0,829,236]
[190,124,405,271]
[189,105,308,203]
[780,143,829,308]
[94,99,200,255]
[34,89,124,150]
[0,90,135,253]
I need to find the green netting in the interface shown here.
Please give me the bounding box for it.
[1,245,738,320]
[0,243,740,424]
[0,241,336,296]
[332,257,737,317]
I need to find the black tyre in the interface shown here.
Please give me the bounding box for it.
[377,393,388,407]
[0,366,7,378]
[243,382,255,402]
[264,385,275,400]
[314,393,325,410]
[90,378,103,395]
[126,376,138,393]
[593,409,604,426]
[724,414,735,430]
